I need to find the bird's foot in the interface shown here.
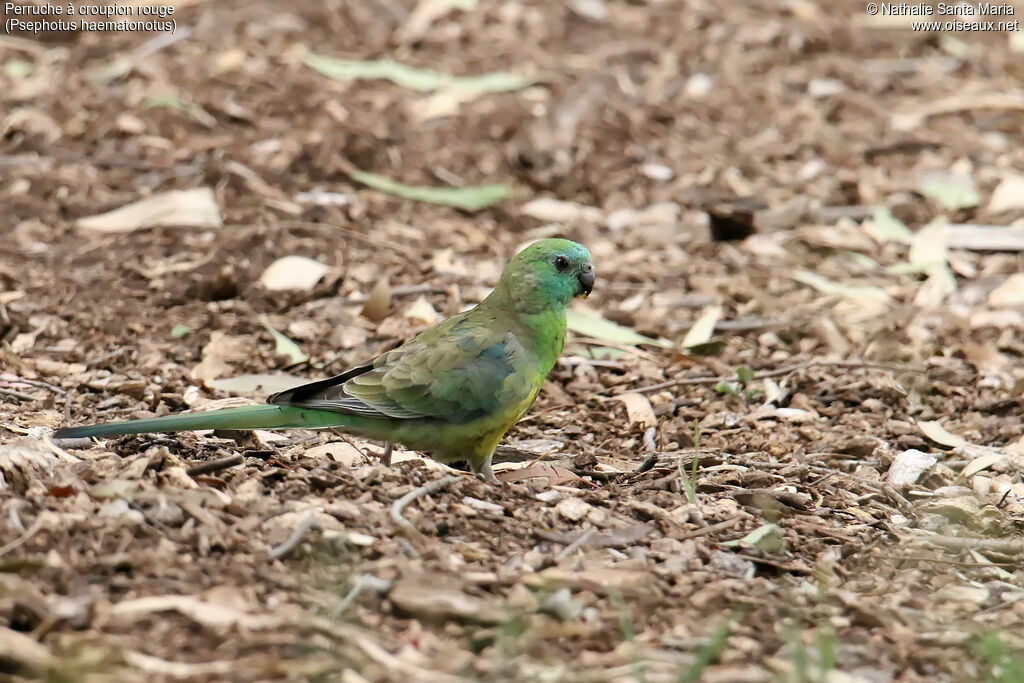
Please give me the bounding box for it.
[380,441,393,467]
[472,461,500,484]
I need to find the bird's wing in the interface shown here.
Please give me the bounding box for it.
[268,314,533,424]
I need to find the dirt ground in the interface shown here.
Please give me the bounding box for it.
[3,0,1024,680]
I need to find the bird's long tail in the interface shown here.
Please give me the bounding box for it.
[52,405,350,440]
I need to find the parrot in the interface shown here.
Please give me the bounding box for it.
[53,238,596,482]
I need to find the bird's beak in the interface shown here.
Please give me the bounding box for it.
[577,265,595,298]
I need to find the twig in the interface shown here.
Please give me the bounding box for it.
[909,534,1024,556]
[0,514,46,557]
[187,454,244,477]
[86,347,128,368]
[674,517,742,541]
[625,359,929,395]
[555,527,597,561]
[268,507,323,560]
[874,555,1020,567]
[390,475,462,533]
[8,503,24,533]
[976,591,1024,616]
[328,430,392,465]
[0,388,35,401]
[730,552,813,574]
[3,377,66,395]
[330,574,393,618]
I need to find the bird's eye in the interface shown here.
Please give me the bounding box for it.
[554,255,570,272]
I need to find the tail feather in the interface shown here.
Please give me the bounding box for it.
[52,405,350,440]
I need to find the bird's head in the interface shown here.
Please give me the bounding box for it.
[494,238,595,314]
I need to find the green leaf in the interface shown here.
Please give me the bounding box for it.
[262,321,308,365]
[347,168,513,211]
[566,308,670,348]
[721,523,784,552]
[869,206,914,244]
[841,250,881,270]
[714,381,742,397]
[793,271,890,302]
[171,324,192,338]
[908,216,949,270]
[735,365,754,385]
[143,94,204,115]
[304,54,533,93]
[4,59,34,79]
[917,172,980,211]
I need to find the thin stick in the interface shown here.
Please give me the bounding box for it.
[187,454,244,477]
[910,534,1024,556]
[0,388,34,401]
[330,574,392,618]
[674,517,742,541]
[390,475,462,533]
[268,507,323,560]
[874,555,1020,567]
[625,359,929,395]
[3,377,66,395]
[86,347,128,368]
[555,528,597,561]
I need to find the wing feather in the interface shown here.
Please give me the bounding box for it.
[268,313,531,424]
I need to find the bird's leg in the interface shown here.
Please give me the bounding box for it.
[470,457,500,484]
[380,441,393,467]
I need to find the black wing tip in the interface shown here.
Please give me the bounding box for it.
[268,365,374,407]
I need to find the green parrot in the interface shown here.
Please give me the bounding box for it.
[54,239,595,482]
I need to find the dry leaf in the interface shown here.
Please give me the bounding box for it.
[887,449,937,486]
[682,305,721,348]
[397,0,478,43]
[497,463,581,485]
[555,496,592,522]
[988,274,1024,308]
[988,174,1024,213]
[0,626,56,674]
[204,374,307,395]
[612,393,657,428]
[403,296,440,325]
[908,217,948,270]
[259,256,330,291]
[389,576,503,624]
[918,421,966,449]
[963,451,1006,478]
[77,188,222,233]
[361,278,392,322]
[190,332,249,381]
[519,198,603,224]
